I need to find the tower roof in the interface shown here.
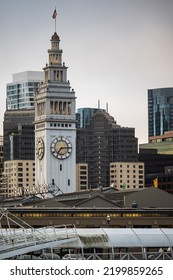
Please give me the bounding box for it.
[51,32,60,41]
[92,111,120,127]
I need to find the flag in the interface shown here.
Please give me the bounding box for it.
[153,177,158,188]
[52,9,57,19]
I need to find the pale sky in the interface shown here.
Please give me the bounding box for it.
[1,0,173,144]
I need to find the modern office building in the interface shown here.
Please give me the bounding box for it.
[4,71,42,163]
[3,110,35,162]
[138,87,173,193]
[77,107,105,128]
[148,87,173,139]
[77,111,138,188]
[3,71,40,197]
[138,148,173,193]
[6,71,43,110]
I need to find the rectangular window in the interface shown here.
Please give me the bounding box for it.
[68,179,70,186]
[60,164,62,171]
[80,166,87,170]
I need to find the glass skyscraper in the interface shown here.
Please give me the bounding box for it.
[6,71,43,110]
[148,88,173,138]
[77,111,138,188]
[77,107,105,128]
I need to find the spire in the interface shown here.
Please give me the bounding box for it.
[48,32,62,66]
[51,32,60,51]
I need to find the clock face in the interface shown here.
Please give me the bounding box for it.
[36,137,44,160]
[51,136,72,159]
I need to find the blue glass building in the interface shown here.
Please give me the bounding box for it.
[77,107,105,128]
[148,88,173,138]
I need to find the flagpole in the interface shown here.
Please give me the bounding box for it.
[52,8,57,33]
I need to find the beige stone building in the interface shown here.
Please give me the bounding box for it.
[110,162,145,190]
[0,136,4,196]
[3,160,35,197]
[76,163,88,191]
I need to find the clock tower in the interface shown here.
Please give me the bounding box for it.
[35,31,76,193]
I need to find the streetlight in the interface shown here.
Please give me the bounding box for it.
[106,215,111,226]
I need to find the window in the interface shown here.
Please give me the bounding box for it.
[80,166,87,170]
[68,179,70,186]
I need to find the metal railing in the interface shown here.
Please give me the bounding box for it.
[0,208,77,259]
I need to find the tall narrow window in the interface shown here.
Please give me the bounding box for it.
[53,70,56,81]
[50,101,53,114]
[59,102,62,114]
[68,102,71,114]
[57,71,59,81]
[60,164,62,171]
[68,179,70,186]
[63,102,67,114]
[54,101,58,114]
[60,71,63,81]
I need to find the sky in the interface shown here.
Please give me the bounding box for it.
[1,0,173,144]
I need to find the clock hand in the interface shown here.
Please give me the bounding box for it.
[58,146,66,153]
[57,147,63,153]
